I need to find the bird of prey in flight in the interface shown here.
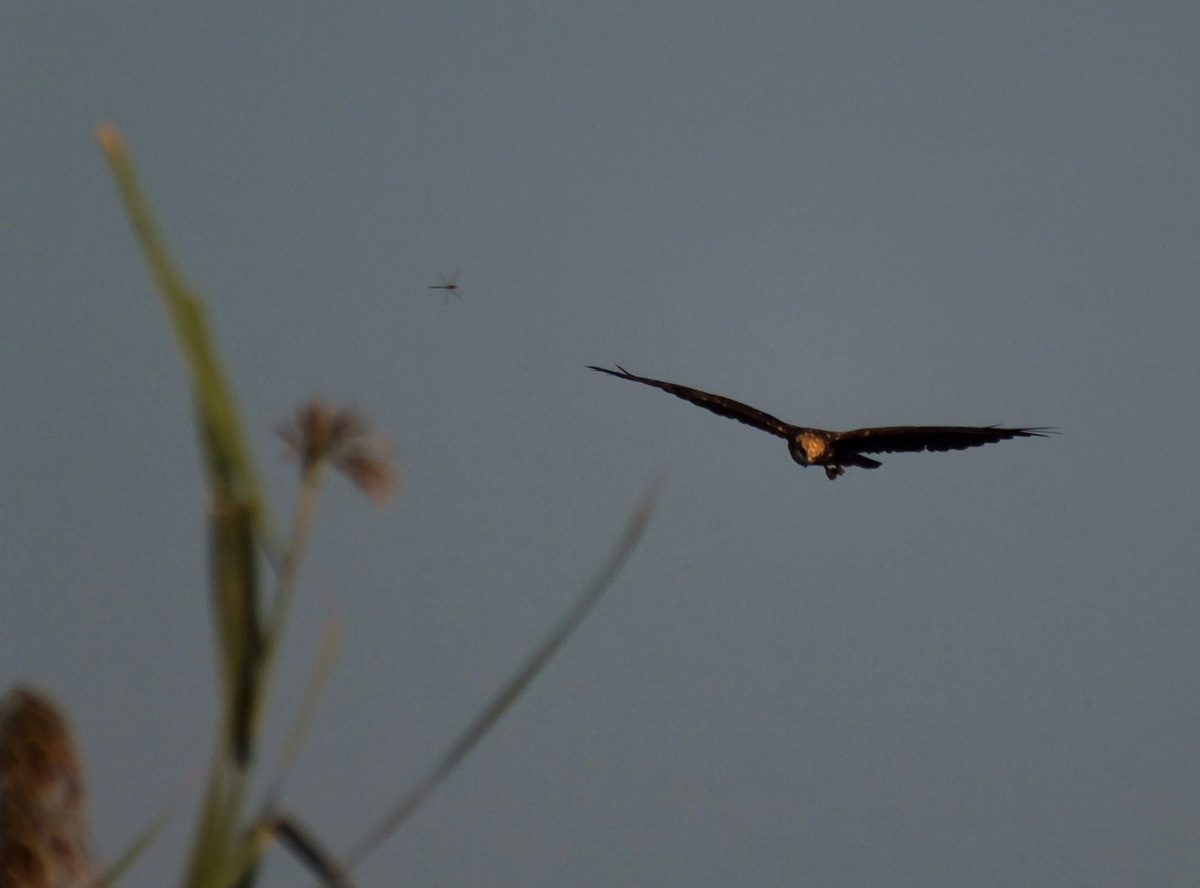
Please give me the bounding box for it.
[589,365,1053,479]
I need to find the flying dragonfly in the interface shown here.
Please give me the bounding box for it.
[428,270,460,299]
[589,365,1054,480]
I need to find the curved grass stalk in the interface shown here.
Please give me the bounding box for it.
[341,481,660,871]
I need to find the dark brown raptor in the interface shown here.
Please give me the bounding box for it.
[589,365,1053,479]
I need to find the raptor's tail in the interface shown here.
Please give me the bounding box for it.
[843,454,882,470]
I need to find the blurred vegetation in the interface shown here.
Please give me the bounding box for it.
[0,125,655,888]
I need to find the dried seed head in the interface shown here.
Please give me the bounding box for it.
[278,401,398,504]
[0,687,95,888]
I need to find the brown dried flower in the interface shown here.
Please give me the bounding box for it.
[0,687,95,888]
[278,401,397,504]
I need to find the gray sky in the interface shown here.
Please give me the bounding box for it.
[3,3,1199,886]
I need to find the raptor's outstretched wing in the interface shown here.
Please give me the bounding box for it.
[832,425,1054,455]
[588,366,798,440]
